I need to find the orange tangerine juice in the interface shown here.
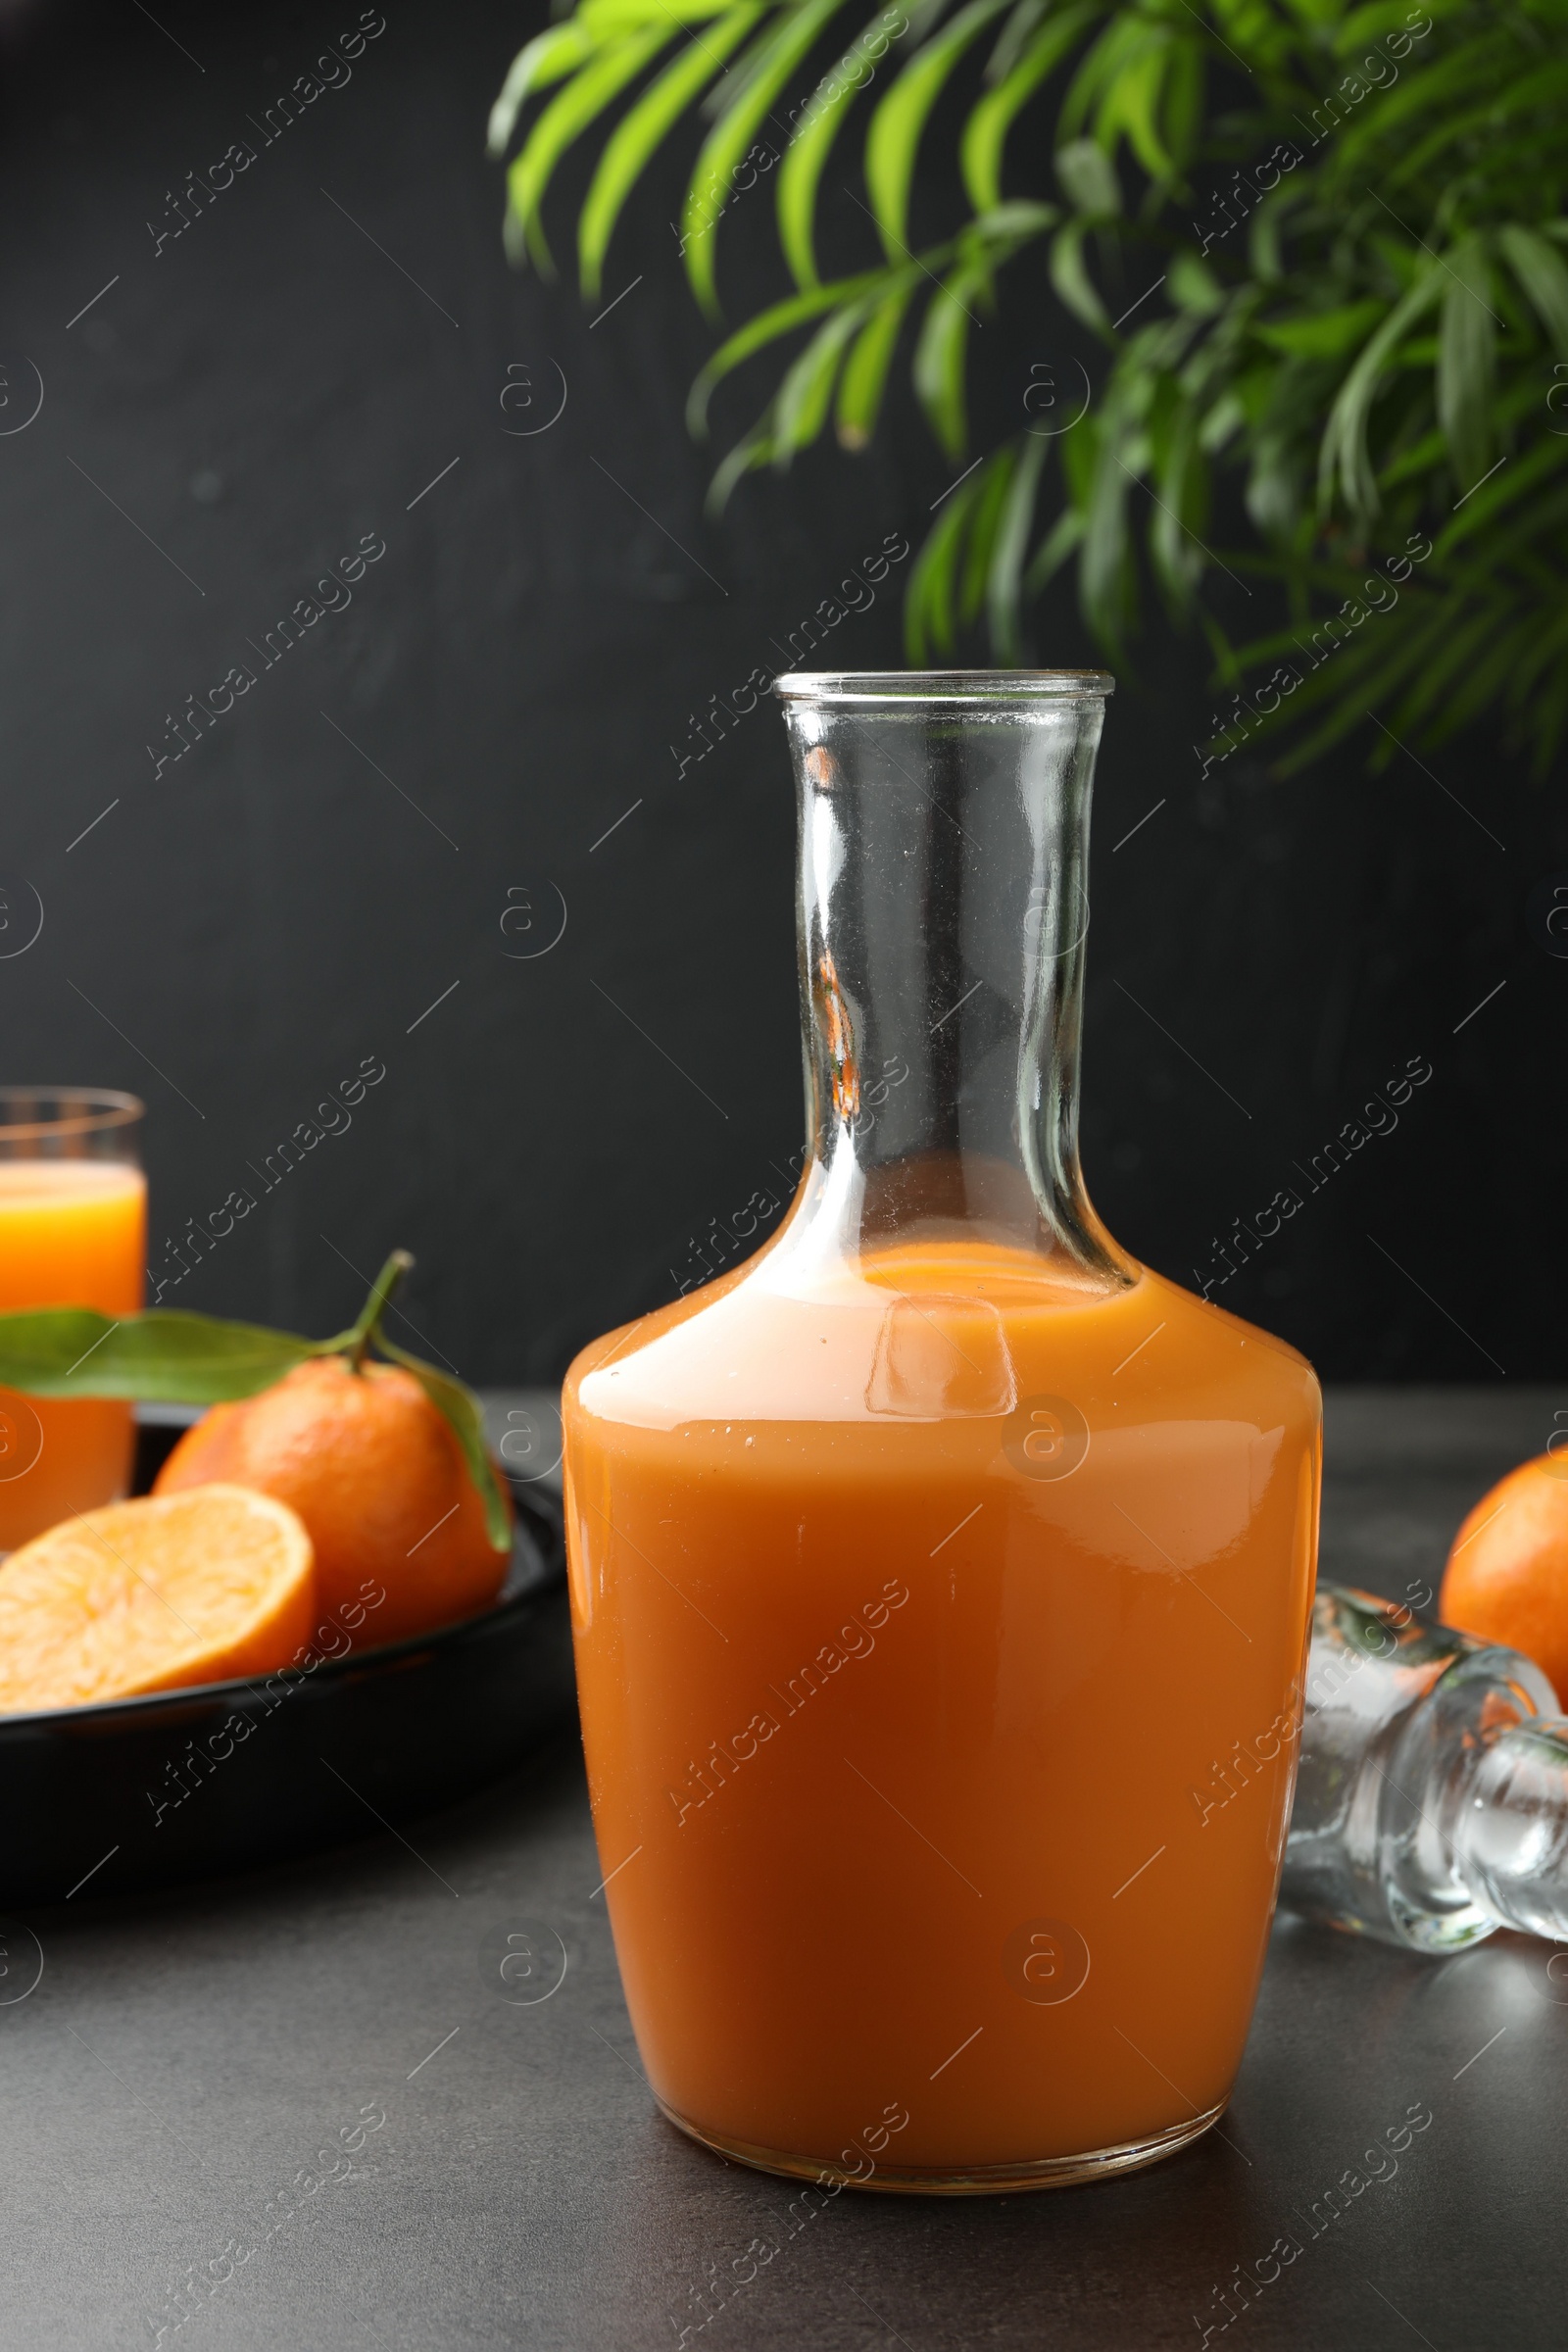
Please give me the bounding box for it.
[564,1238,1319,2183]
[0,1160,146,1549]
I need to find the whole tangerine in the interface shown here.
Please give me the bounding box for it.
[1440,1452,1568,1704]
[154,1355,511,1648]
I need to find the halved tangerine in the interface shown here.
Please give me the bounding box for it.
[0,1484,315,1713]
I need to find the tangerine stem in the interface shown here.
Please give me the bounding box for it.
[346,1250,414,1371]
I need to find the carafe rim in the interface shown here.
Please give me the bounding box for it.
[774,669,1116,704]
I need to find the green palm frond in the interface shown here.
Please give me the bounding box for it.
[864,0,1012,257]
[682,0,851,314]
[579,6,767,298]
[493,0,1568,771]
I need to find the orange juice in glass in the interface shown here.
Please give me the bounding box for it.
[0,1091,146,1551]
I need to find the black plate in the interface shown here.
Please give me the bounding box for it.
[0,1418,576,1902]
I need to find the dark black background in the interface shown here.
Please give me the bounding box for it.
[0,0,1561,1388]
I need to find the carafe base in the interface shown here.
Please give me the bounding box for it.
[657,2095,1228,2195]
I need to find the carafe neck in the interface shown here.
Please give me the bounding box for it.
[775,671,1131,1287]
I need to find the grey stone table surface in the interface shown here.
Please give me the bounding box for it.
[6,1387,1567,2351]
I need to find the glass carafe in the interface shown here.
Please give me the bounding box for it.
[563,671,1321,2193]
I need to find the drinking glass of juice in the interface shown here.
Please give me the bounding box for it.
[564,673,1320,2192]
[0,1090,146,1551]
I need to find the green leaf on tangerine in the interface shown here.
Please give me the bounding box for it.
[374,1336,514,1554]
[0,1308,317,1402]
